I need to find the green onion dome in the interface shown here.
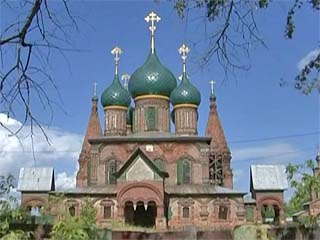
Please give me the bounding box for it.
[101,74,131,108]
[127,106,134,125]
[170,73,201,106]
[128,51,177,99]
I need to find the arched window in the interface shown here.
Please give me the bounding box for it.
[69,206,76,217]
[182,207,190,218]
[145,107,157,131]
[154,158,165,171]
[106,159,117,184]
[177,159,191,185]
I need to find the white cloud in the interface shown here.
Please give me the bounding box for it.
[231,142,300,164]
[0,113,83,188]
[55,171,77,190]
[297,48,320,71]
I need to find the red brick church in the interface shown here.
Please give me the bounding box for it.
[18,11,290,230]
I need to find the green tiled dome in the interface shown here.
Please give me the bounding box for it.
[101,74,131,108]
[127,106,134,125]
[128,51,177,98]
[170,73,201,106]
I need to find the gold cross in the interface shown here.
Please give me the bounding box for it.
[145,11,161,53]
[111,46,123,75]
[178,44,190,73]
[209,80,215,96]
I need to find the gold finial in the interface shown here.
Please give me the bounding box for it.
[178,44,190,74]
[209,80,215,97]
[111,46,123,75]
[145,11,161,54]
[121,73,130,89]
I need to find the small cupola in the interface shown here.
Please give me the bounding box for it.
[101,47,131,108]
[171,44,201,136]
[101,46,131,136]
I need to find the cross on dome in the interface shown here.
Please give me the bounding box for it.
[145,11,161,54]
[93,81,97,97]
[209,80,215,97]
[111,46,123,75]
[121,73,130,89]
[178,43,190,74]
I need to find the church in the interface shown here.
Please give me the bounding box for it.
[17,11,289,230]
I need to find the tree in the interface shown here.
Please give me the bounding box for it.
[0,0,78,139]
[50,199,98,240]
[172,0,320,94]
[0,176,31,240]
[286,157,320,226]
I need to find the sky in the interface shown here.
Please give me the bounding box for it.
[0,1,319,199]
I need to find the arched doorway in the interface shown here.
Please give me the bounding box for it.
[124,201,134,225]
[124,201,157,228]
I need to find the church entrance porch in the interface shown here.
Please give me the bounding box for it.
[124,201,157,227]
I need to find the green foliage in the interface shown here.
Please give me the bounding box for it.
[286,159,320,219]
[50,199,98,240]
[51,217,89,240]
[0,196,31,240]
[295,52,320,95]
[0,176,31,240]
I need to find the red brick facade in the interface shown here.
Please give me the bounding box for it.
[19,95,288,230]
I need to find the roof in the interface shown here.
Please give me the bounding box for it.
[54,186,117,195]
[170,73,201,106]
[17,167,55,192]
[165,184,246,196]
[101,74,131,108]
[128,51,177,98]
[250,165,288,191]
[89,134,211,144]
[114,148,169,178]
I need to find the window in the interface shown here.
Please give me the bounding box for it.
[103,206,111,219]
[106,160,117,184]
[246,207,254,222]
[177,159,191,185]
[69,206,76,217]
[183,207,190,218]
[218,206,228,220]
[145,107,157,131]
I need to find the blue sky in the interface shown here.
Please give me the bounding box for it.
[0,1,319,196]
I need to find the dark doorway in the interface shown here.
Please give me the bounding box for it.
[124,201,134,225]
[124,201,157,228]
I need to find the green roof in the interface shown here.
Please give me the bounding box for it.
[101,74,131,108]
[170,73,201,106]
[128,50,177,98]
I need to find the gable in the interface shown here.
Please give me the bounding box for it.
[115,148,168,181]
[127,156,155,181]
